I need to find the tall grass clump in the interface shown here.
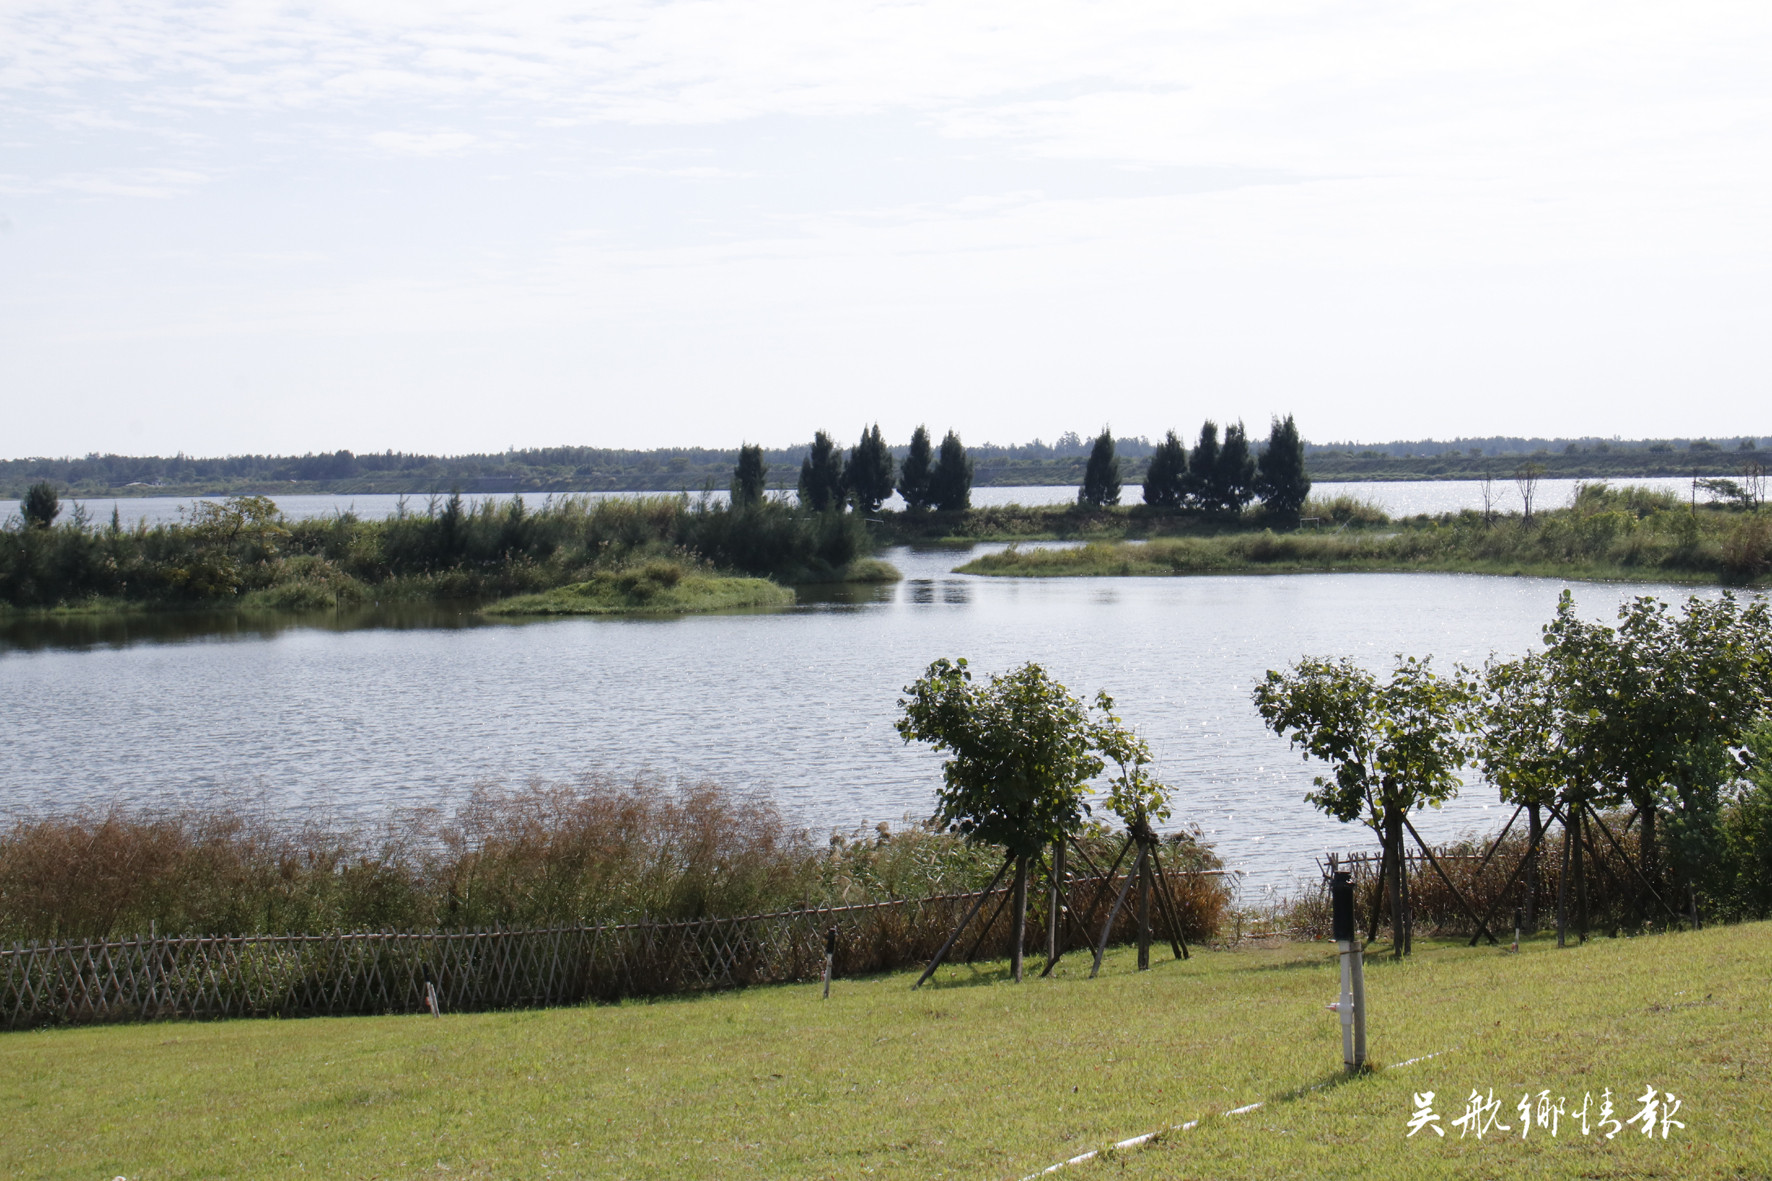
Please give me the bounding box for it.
[0,776,1234,944]
[433,777,814,928]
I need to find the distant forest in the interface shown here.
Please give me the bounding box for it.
[2,432,1765,498]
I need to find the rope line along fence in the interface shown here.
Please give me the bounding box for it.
[1,869,1231,1030]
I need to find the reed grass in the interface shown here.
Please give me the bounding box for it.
[0,778,1229,944]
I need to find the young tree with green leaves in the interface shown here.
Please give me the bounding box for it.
[1253,655,1474,956]
[1540,591,1772,925]
[1474,652,1572,937]
[1255,414,1311,523]
[20,482,60,530]
[1078,428,1121,507]
[845,424,895,514]
[1185,421,1220,509]
[896,425,934,511]
[1140,430,1188,508]
[797,431,846,512]
[731,443,768,509]
[928,431,973,512]
[897,658,1102,982]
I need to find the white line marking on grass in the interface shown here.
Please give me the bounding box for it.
[1015,1051,1449,1180]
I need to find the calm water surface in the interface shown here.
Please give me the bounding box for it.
[0,549,1732,895]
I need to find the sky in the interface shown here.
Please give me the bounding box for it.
[2,0,1770,458]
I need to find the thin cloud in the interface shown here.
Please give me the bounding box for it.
[367,129,479,155]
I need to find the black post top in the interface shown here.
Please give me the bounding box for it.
[1330,870,1355,942]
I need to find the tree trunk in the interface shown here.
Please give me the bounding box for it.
[1639,803,1658,904]
[1011,855,1028,983]
[1556,811,1572,949]
[1574,806,1588,943]
[1136,843,1152,971]
[1367,838,1389,942]
[1047,841,1064,964]
[1524,804,1542,931]
[1400,823,1414,956]
[1387,814,1406,958]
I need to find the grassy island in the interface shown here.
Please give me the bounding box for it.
[0,493,894,620]
[954,485,1771,586]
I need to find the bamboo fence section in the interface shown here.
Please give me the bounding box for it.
[2,869,1230,1030]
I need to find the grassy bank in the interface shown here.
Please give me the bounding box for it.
[957,492,1772,586]
[0,494,890,617]
[4,923,1766,1179]
[484,562,794,617]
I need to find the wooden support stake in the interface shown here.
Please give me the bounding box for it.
[1467,819,1547,947]
[1366,836,1390,943]
[1581,802,1680,923]
[1042,836,1135,977]
[962,881,1016,964]
[913,855,1014,990]
[1146,843,1190,960]
[1470,804,1523,887]
[1091,844,1146,979]
[1402,815,1498,945]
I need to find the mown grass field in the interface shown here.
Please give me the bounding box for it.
[5,924,1768,1180]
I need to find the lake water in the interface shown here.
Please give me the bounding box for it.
[0,547,1730,897]
[0,476,1706,530]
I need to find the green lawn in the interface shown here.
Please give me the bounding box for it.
[5,924,1768,1180]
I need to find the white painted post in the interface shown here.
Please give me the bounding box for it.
[1331,869,1366,1072]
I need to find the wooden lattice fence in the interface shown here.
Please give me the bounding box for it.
[1,869,1228,1030]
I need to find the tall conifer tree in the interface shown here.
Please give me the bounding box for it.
[928,431,974,511]
[1255,414,1311,521]
[1079,428,1122,507]
[1141,430,1188,508]
[797,431,846,512]
[845,424,896,513]
[1215,421,1258,512]
[1186,421,1221,509]
[731,443,768,508]
[897,425,934,511]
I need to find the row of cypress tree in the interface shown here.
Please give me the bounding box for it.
[1080,415,1312,518]
[732,426,976,513]
[734,416,1309,518]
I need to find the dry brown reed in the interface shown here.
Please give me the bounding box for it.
[0,777,1233,946]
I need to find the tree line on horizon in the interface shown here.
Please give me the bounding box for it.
[729,414,1311,518]
[5,430,1763,500]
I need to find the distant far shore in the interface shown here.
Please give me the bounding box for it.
[2,434,1763,500]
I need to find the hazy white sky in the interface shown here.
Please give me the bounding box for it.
[2,0,1769,457]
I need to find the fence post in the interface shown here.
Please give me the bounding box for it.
[822,927,836,999]
[1331,870,1366,1072]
